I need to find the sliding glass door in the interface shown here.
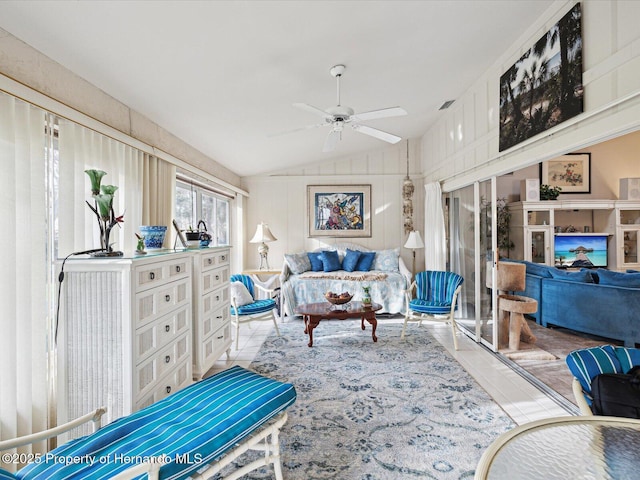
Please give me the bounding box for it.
[448,178,498,350]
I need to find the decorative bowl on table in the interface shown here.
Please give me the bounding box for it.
[325,292,353,305]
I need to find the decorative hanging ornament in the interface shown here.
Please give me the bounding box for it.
[402,140,414,233]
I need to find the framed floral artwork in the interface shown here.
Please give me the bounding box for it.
[307,184,371,237]
[541,153,591,194]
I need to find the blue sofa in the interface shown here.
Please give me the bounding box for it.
[504,260,640,347]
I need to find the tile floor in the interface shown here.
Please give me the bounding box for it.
[207,315,571,426]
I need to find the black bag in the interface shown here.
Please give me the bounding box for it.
[591,366,640,418]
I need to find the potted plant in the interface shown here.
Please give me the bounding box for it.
[540,184,562,200]
[85,169,124,256]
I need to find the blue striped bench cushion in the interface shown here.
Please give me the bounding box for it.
[15,366,296,480]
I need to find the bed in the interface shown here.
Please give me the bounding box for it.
[280,242,410,316]
[0,366,296,480]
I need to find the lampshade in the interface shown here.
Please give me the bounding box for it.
[250,223,277,243]
[404,230,424,249]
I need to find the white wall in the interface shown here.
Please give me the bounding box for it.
[422,0,640,190]
[241,139,424,271]
[497,129,640,201]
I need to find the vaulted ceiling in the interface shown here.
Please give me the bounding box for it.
[0,0,554,176]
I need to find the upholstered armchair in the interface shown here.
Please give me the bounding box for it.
[566,345,640,415]
[230,274,280,350]
[402,271,464,349]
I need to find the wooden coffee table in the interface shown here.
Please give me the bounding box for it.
[294,301,382,347]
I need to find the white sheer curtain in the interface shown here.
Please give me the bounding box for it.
[424,182,447,270]
[0,94,48,468]
[57,120,144,257]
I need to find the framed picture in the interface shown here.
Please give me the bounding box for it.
[540,153,591,193]
[499,3,583,151]
[307,184,371,237]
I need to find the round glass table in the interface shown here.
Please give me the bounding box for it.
[475,416,640,479]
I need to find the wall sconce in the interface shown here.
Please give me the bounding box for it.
[250,222,277,270]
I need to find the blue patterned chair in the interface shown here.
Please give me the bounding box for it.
[566,345,640,415]
[230,274,280,350]
[402,271,464,349]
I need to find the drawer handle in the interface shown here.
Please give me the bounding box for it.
[221,255,226,261]
[165,325,171,333]
[216,295,220,301]
[149,272,155,280]
[215,275,220,281]
[176,265,181,273]
[216,315,223,319]
[207,258,213,265]
[165,355,171,363]
[166,386,172,394]
[165,295,171,302]
[217,335,224,340]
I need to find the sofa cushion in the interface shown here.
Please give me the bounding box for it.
[342,249,361,272]
[548,268,595,283]
[566,345,622,394]
[355,251,376,271]
[373,248,400,272]
[320,250,342,272]
[522,261,554,278]
[595,269,640,288]
[230,281,254,306]
[308,252,324,271]
[285,252,311,274]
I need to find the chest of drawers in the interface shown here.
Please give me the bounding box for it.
[57,251,193,437]
[191,247,232,380]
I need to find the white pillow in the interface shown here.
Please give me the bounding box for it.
[230,281,254,306]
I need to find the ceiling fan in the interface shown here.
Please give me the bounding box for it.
[292,65,407,152]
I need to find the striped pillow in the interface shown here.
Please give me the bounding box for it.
[566,345,622,394]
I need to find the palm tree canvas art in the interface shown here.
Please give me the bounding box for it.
[499,3,583,151]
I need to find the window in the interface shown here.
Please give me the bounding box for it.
[175,179,230,246]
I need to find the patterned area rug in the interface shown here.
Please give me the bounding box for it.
[220,320,515,479]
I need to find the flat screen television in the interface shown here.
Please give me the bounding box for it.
[554,234,609,268]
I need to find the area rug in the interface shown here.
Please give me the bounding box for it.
[218,320,515,479]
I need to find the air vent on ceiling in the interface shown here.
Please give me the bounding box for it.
[439,100,455,110]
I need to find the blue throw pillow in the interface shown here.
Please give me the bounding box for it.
[596,269,640,288]
[307,252,324,272]
[319,250,342,272]
[549,268,595,283]
[342,249,361,272]
[355,251,376,271]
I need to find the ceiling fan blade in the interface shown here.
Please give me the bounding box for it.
[268,122,328,138]
[293,103,332,119]
[323,130,340,152]
[351,106,407,122]
[352,124,402,144]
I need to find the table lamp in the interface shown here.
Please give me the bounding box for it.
[404,230,424,278]
[250,222,277,270]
